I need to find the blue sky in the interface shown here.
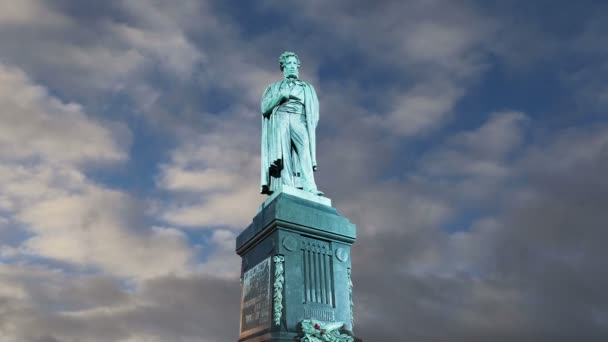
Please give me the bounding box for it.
[0,0,607,341]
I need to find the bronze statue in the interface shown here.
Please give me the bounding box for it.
[260,52,323,196]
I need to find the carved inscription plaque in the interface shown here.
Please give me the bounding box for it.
[304,307,335,321]
[240,257,272,337]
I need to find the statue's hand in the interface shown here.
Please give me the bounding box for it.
[313,165,317,171]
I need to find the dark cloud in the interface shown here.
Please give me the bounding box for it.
[348,124,608,341]
[0,265,240,341]
[1,0,607,341]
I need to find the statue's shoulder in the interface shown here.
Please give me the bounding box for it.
[262,81,282,96]
[297,80,315,90]
[299,81,317,95]
[269,80,283,88]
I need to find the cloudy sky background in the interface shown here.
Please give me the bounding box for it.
[0,0,607,341]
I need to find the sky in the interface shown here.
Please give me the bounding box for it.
[0,0,607,341]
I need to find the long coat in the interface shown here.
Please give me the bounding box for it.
[260,80,319,194]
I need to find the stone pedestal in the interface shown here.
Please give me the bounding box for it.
[236,187,358,342]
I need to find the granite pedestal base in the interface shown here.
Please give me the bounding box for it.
[236,188,359,342]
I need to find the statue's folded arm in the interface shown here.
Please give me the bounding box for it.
[261,83,284,117]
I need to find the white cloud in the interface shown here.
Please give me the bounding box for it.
[402,20,488,68]
[105,19,202,80]
[0,63,128,165]
[0,263,240,341]
[448,111,528,159]
[415,111,528,206]
[348,122,608,341]
[271,0,497,138]
[0,162,195,279]
[155,120,262,228]
[18,188,193,279]
[159,186,260,228]
[158,167,242,193]
[381,80,465,136]
[197,229,241,279]
[0,0,204,108]
[0,1,606,341]
[0,0,68,27]
[0,64,194,279]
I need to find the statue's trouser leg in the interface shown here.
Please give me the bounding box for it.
[289,113,317,192]
[276,112,294,187]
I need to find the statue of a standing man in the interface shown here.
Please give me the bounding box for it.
[260,51,323,196]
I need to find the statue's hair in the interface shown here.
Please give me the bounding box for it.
[279,51,300,71]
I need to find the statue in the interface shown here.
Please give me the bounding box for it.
[260,51,323,196]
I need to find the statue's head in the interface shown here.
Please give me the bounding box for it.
[279,51,300,79]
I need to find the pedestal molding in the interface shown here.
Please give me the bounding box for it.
[237,219,355,256]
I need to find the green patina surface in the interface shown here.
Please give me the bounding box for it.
[273,255,285,326]
[260,51,323,196]
[237,52,360,342]
[236,193,359,341]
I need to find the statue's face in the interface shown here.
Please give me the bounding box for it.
[283,56,299,79]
